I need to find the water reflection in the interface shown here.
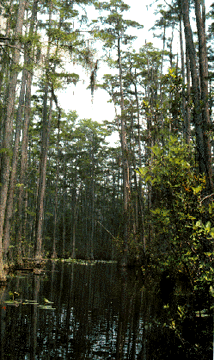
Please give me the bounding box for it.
[0,262,212,359]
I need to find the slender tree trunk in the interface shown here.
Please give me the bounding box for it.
[161,24,166,78]
[35,95,53,259]
[185,47,191,144]
[134,77,145,251]
[3,67,27,257]
[0,0,27,280]
[23,190,28,256]
[179,17,188,141]
[194,0,213,191]
[72,183,82,259]
[85,187,89,259]
[118,36,130,266]
[181,0,213,191]
[90,142,95,260]
[62,158,67,258]
[16,68,33,257]
[52,161,59,259]
[169,23,175,69]
[0,0,14,144]
[35,2,53,259]
[52,111,61,259]
[16,0,38,259]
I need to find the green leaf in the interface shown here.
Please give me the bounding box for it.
[191,185,202,194]
[205,221,211,231]
[204,252,213,257]
[0,148,13,157]
[16,183,24,188]
[210,228,214,237]
[196,220,203,227]
[145,175,151,182]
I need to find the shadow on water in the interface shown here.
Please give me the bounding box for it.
[0,261,212,359]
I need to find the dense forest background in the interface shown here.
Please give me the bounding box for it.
[0,0,213,298]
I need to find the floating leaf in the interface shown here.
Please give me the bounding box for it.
[43,298,54,305]
[38,305,55,310]
[23,300,39,305]
[4,300,20,306]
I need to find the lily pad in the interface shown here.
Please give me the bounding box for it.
[4,300,21,306]
[37,305,56,310]
[43,298,54,305]
[23,300,39,305]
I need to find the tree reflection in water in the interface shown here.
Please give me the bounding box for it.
[0,262,212,359]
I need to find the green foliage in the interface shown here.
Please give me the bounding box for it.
[0,148,13,157]
[138,136,214,298]
[92,0,143,51]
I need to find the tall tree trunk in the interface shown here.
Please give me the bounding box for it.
[169,23,175,69]
[134,77,145,252]
[0,0,27,280]
[23,190,28,256]
[16,67,33,257]
[52,159,59,259]
[52,110,61,259]
[16,0,38,260]
[185,47,191,144]
[72,183,82,259]
[118,36,130,267]
[90,141,95,260]
[0,0,14,143]
[194,0,213,191]
[35,95,53,259]
[62,158,67,258]
[3,67,27,258]
[35,2,53,260]
[179,16,188,141]
[181,0,213,192]
[85,187,89,259]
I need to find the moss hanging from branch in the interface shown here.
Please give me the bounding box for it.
[90,59,98,102]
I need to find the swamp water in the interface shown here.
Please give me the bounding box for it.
[0,261,212,359]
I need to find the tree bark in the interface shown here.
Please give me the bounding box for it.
[181,0,213,192]
[194,0,213,191]
[35,2,53,259]
[72,183,82,259]
[35,94,53,259]
[3,67,27,258]
[0,0,27,280]
[134,76,145,251]
[179,17,187,141]
[16,0,38,259]
[0,0,14,144]
[118,36,130,266]
[185,46,191,144]
[89,139,95,260]
[62,157,67,258]
[52,111,61,259]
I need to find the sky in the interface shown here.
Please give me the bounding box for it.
[57,0,214,135]
[57,0,155,125]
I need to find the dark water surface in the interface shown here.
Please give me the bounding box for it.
[0,261,212,359]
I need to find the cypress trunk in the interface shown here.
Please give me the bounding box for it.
[118,36,130,266]
[181,0,213,191]
[0,0,27,280]
[3,68,27,258]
